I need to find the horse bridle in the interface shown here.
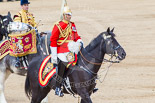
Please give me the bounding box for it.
[0,17,9,38]
[79,34,121,65]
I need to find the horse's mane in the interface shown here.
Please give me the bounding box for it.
[85,33,104,52]
[85,31,116,52]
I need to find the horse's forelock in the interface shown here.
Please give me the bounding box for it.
[101,31,116,38]
[4,15,12,22]
[7,15,13,22]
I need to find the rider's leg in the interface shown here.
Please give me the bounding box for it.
[55,61,67,97]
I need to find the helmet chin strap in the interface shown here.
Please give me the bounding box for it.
[64,14,67,20]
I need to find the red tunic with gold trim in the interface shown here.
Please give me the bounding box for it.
[50,20,81,53]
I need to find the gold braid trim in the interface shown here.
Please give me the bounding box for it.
[56,22,72,45]
[19,10,28,24]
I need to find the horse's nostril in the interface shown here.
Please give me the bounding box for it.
[122,52,126,57]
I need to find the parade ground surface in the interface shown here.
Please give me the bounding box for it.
[1,0,155,103]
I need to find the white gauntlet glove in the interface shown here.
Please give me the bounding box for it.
[50,47,58,64]
[68,39,83,54]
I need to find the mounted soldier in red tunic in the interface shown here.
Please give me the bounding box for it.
[50,1,83,97]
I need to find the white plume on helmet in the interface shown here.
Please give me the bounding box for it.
[60,0,72,20]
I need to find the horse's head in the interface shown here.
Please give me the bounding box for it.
[5,55,27,76]
[102,27,126,61]
[0,12,13,36]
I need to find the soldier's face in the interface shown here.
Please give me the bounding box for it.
[21,4,29,11]
[64,14,72,22]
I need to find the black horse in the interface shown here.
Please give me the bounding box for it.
[0,12,12,41]
[25,28,126,103]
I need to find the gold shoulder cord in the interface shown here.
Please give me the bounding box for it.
[56,23,72,45]
[19,11,27,23]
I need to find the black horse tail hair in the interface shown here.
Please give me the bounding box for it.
[25,75,32,99]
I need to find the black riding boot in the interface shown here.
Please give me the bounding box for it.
[55,61,66,97]
[55,75,64,97]
[15,57,20,68]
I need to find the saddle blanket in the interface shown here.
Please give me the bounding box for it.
[38,54,78,87]
[38,55,57,87]
[9,29,37,57]
[0,40,10,59]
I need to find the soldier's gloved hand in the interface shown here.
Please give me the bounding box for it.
[77,39,83,49]
[79,42,83,49]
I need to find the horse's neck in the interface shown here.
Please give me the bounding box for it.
[86,36,105,62]
[86,44,104,61]
[80,41,105,74]
[27,32,51,62]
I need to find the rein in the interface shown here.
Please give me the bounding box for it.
[79,50,105,65]
[20,66,28,69]
[79,35,121,65]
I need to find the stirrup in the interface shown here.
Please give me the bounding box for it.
[55,87,64,97]
[93,88,98,93]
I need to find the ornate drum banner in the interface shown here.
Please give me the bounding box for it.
[9,29,37,57]
[0,40,10,59]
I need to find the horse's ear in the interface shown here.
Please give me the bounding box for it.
[111,27,115,32]
[8,11,11,17]
[107,27,110,33]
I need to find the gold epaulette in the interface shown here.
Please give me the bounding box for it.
[54,20,61,25]
[17,12,21,16]
[51,20,61,29]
